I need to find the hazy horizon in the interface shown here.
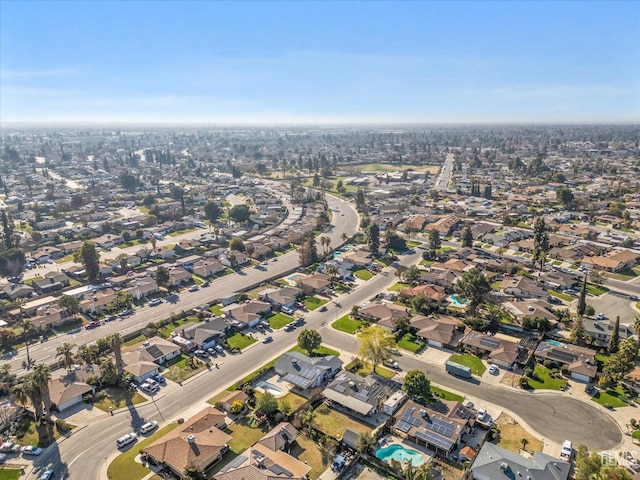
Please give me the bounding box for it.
[2,1,639,124]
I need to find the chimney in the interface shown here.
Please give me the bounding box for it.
[187,434,196,444]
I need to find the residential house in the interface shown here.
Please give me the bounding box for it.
[504,300,559,325]
[583,318,634,348]
[168,267,192,287]
[127,277,159,300]
[192,259,225,278]
[262,286,303,310]
[419,269,458,289]
[215,424,310,480]
[358,301,411,331]
[154,246,176,260]
[2,283,35,300]
[296,273,332,295]
[534,341,596,382]
[500,276,548,300]
[177,319,228,350]
[123,336,182,368]
[340,249,373,267]
[174,239,202,255]
[31,272,71,294]
[581,249,640,273]
[220,390,248,414]
[176,255,203,271]
[227,300,271,328]
[48,373,95,412]
[322,371,396,417]
[462,331,521,368]
[534,271,579,290]
[274,352,343,390]
[392,400,469,457]
[410,315,465,349]
[32,246,63,263]
[398,284,447,304]
[93,234,124,249]
[79,289,117,314]
[471,442,570,480]
[144,407,231,478]
[220,252,250,267]
[429,215,460,235]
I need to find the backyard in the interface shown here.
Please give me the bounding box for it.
[332,314,365,334]
[449,353,487,376]
[312,407,372,440]
[290,434,332,479]
[227,332,257,350]
[227,417,273,454]
[525,365,567,391]
[268,312,294,329]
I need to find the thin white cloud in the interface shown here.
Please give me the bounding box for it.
[0,67,81,79]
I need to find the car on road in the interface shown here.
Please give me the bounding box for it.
[119,309,135,317]
[85,321,100,330]
[271,257,278,262]
[202,281,210,287]
[104,315,117,322]
[318,305,328,312]
[39,470,54,480]
[188,285,199,292]
[0,442,20,453]
[261,261,269,266]
[21,446,43,456]
[148,299,162,307]
[596,312,605,320]
[140,421,158,435]
[262,336,273,344]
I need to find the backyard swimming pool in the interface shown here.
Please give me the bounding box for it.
[375,444,425,466]
[256,381,284,396]
[287,273,303,282]
[448,294,468,307]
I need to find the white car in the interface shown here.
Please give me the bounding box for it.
[477,409,487,421]
[140,421,158,434]
[488,365,499,374]
[21,445,43,456]
[596,312,605,320]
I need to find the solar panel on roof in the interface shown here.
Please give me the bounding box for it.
[401,411,412,422]
[547,349,577,363]
[269,464,293,477]
[354,392,369,402]
[410,417,422,427]
[395,421,412,433]
[415,430,455,451]
[479,337,500,349]
[427,417,454,437]
[334,385,346,393]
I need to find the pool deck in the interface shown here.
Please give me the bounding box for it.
[255,372,292,398]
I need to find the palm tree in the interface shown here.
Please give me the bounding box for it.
[415,462,433,480]
[355,432,375,454]
[32,363,52,416]
[56,342,76,371]
[341,232,348,243]
[521,438,529,452]
[300,407,316,433]
[403,460,416,480]
[108,333,124,379]
[10,381,29,409]
[16,299,33,369]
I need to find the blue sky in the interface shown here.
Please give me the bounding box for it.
[1,1,639,123]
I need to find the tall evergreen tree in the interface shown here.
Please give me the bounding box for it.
[608,316,620,354]
[532,217,549,270]
[74,241,101,282]
[367,223,380,254]
[461,224,473,248]
[577,274,587,317]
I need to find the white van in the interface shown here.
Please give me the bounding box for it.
[561,440,572,460]
[116,432,137,448]
[140,421,158,435]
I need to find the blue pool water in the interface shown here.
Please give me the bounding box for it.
[449,294,468,307]
[333,252,343,259]
[287,273,303,281]
[341,246,354,251]
[546,339,566,347]
[376,444,424,466]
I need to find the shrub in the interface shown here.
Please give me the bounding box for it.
[543,360,553,369]
[317,403,330,415]
[524,368,534,378]
[55,419,72,433]
[631,418,638,428]
[230,400,244,414]
[519,377,529,388]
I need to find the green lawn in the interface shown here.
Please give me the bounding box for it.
[550,290,573,302]
[227,332,257,350]
[312,408,372,440]
[389,282,410,292]
[592,385,631,408]
[107,423,179,480]
[610,267,638,280]
[226,358,279,391]
[406,241,422,249]
[268,312,294,329]
[93,387,147,412]
[332,314,365,334]
[586,283,609,296]
[430,386,464,402]
[354,269,373,281]
[526,365,567,391]
[291,433,331,479]
[595,354,609,372]
[449,353,487,376]
[396,333,424,353]
[209,304,224,316]
[163,354,208,382]
[552,260,562,266]
[123,334,147,347]
[491,281,502,290]
[304,296,328,311]
[0,470,21,480]
[227,417,272,454]
[420,259,435,266]
[345,359,396,379]
[289,344,340,357]
[158,317,194,338]
[168,227,197,237]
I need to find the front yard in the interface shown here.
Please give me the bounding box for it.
[163,353,208,383]
[354,269,373,281]
[107,423,178,480]
[289,344,340,357]
[449,353,487,376]
[332,314,365,334]
[430,386,464,402]
[304,296,328,311]
[496,413,544,454]
[93,386,147,412]
[268,312,294,329]
[396,333,424,353]
[592,385,632,408]
[389,282,410,292]
[525,365,567,391]
[345,359,396,379]
[227,332,257,350]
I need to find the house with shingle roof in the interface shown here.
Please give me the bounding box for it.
[358,301,411,331]
[411,315,465,349]
[462,331,521,368]
[322,371,396,417]
[534,341,596,382]
[274,352,342,390]
[144,407,230,478]
[471,442,570,480]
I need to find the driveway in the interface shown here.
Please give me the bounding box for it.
[418,345,453,365]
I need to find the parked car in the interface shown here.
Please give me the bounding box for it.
[194,349,208,358]
[188,285,199,292]
[488,365,499,374]
[39,470,54,480]
[477,409,487,421]
[202,281,210,287]
[85,321,100,330]
[0,442,20,453]
[21,446,43,456]
[148,299,162,307]
[119,309,134,317]
[318,305,328,312]
[262,336,273,344]
[596,312,605,320]
[140,421,158,435]
[140,382,159,394]
[104,315,118,322]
